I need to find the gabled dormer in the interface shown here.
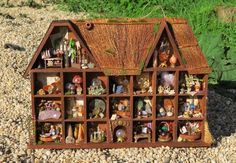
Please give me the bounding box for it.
[24,20,98,78]
[145,21,183,69]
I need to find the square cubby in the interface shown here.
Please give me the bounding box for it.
[64,72,83,95]
[65,97,84,120]
[87,122,107,143]
[156,97,175,118]
[35,97,62,121]
[179,72,206,95]
[133,121,152,143]
[177,121,202,142]
[109,76,130,95]
[157,71,176,95]
[156,121,174,142]
[86,72,107,95]
[109,97,131,120]
[133,96,153,119]
[178,96,204,119]
[65,122,85,144]
[34,73,61,95]
[36,122,63,145]
[87,97,106,120]
[133,72,153,95]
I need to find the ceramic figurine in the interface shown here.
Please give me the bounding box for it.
[88,78,106,95]
[81,48,88,69]
[159,107,166,117]
[88,62,95,69]
[90,126,106,143]
[65,83,76,95]
[144,97,152,116]
[72,75,83,95]
[158,85,164,94]
[115,77,129,94]
[66,124,75,143]
[74,124,84,143]
[148,86,153,94]
[68,39,77,64]
[136,73,150,93]
[195,80,201,92]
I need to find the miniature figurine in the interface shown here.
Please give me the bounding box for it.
[114,77,129,94]
[159,107,166,117]
[159,38,170,68]
[72,75,83,95]
[65,83,76,95]
[68,39,77,64]
[74,124,84,143]
[88,78,106,95]
[158,85,164,94]
[81,48,88,69]
[158,122,172,142]
[66,124,75,143]
[136,73,150,94]
[90,125,106,143]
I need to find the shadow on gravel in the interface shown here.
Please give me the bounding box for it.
[207,82,236,146]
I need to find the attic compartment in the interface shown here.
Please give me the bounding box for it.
[146,29,180,68]
[32,26,70,69]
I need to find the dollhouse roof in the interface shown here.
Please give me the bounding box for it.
[24,18,211,77]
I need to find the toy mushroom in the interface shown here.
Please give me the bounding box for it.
[72,75,83,95]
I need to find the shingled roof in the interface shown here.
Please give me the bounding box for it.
[24,18,211,77]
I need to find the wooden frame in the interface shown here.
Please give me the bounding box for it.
[25,18,212,149]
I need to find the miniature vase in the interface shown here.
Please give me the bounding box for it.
[169,54,177,67]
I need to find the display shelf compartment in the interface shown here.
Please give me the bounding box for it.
[156,121,174,142]
[65,122,85,144]
[64,97,84,120]
[87,122,108,143]
[33,72,61,95]
[133,121,153,143]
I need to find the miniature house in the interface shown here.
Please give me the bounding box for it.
[24,18,213,149]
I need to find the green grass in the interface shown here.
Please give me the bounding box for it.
[55,0,236,83]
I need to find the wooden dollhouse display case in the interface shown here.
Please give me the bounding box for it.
[24,18,213,149]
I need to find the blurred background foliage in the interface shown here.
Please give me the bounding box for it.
[55,0,235,83]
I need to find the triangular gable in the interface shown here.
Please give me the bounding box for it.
[144,21,183,68]
[23,20,98,78]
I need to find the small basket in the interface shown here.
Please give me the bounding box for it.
[157,122,172,142]
[179,132,201,141]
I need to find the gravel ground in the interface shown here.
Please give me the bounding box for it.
[0,5,235,163]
